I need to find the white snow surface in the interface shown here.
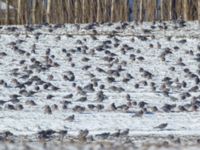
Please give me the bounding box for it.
[0,21,200,140]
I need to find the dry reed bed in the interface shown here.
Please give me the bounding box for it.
[0,0,200,25]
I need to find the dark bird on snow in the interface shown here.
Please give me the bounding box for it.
[63,71,75,81]
[44,105,52,114]
[110,130,120,138]
[110,103,117,111]
[132,110,144,117]
[76,96,87,102]
[154,123,168,129]
[88,104,96,110]
[63,94,73,99]
[38,129,56,139]
[120,129,129,136]
[96,91,107,102]
[64,114,75,122]
[95,132,110,139]
[78,129,89,139]
[25,100,37,106]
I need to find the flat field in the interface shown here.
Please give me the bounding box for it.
[0,21,200,149]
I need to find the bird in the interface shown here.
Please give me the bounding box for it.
[95,132,110,139]
[38,129,56,139]
[63,71,75,81]
[107,76,116,83]
[132,110,144,117]
[46,94,54,99]
[78,129,89,140]
[15,104,24,110]
[25,100,37,106]
[110,103,117,111]
[120,129,129,136]
[96,104,104,111]
[0,100,7,105]
[64,114,75,122]
[4,104,15,110]
[44,105,52,114]
[83,83,95,92]
[87,104,96,110]
[63,94,73,99]
[110,130,120,138]
[178,39,187,44]
[96,91,107,102]
[154,123,168,129]
[162,104,176,112]
[58,130,68,141]
[76,97,87,102]
[51,104,59,111]
[73,105,85,113]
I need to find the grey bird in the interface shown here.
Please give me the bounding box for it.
[132,110,144,117]
[44,105,52,114]
[95,132,110,139]
[78,129,89,139]
[110,130,120,138]
[110,103,117,111]
[96,91,107,102]
[63,94,73,99]
[64,114,75,122]
[25,100,37,106]
[58,130,68,141]
[154,123,168,129]
[76,96,87,102]
[120,129,129,136]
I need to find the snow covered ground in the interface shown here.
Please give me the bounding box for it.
[0,21,200,149]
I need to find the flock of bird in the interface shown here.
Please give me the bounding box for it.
[0,20,200,144]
